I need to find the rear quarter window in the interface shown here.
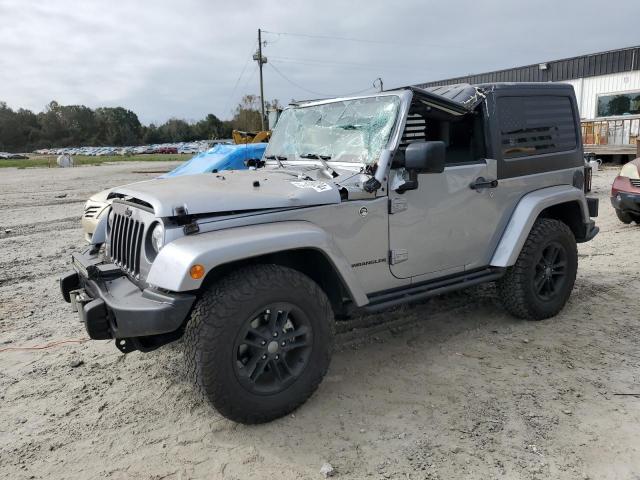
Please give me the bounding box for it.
[498,96,577,159]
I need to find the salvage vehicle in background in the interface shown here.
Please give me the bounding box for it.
[61,82,599,424]
[81,143,267,241]
[611,157,640,224]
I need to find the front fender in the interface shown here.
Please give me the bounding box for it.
[490,186,590,267]
[146,221,369,306]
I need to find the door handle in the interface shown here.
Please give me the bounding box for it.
[470,177,498,190]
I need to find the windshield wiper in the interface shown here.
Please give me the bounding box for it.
[300,153,332,160]
[265,154,287,168]
[300,153,338,178]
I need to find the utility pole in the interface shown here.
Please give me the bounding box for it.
[253,28,267,130]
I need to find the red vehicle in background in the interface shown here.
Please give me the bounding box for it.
[155,146,178,154]
[611,157,640,224]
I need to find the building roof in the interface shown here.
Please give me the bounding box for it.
[417,45,640,88]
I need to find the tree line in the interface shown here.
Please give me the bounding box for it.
[0,95,279,152]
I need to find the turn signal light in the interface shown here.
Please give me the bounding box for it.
[190,264,205,280]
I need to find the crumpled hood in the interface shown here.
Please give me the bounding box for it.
[111,168,342,217]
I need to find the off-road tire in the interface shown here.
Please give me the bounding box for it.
[498,218,578,320]
[615,209,634,224]
[183,264,334,424]
[615,209,640,224]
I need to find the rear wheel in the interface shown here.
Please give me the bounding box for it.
[183,264,334,424]
[498,218,578,320]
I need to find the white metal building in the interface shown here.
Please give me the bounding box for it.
[419,46,640,157]
[564,71,640,120]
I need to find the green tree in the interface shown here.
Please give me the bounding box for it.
[0,102,43,152]
[157,118,194,142]
[194,113,227,139]
[0,94,277,152]
[37,101,66,147]
[231,95,263,132]
[94,107,142,145]
[142,123,162,144]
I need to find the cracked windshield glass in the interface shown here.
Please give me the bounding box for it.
[266,95,401,164]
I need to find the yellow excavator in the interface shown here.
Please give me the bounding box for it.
[232,129,271,144]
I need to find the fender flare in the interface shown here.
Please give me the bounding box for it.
[146,220,369,306]
[490,185,590,267]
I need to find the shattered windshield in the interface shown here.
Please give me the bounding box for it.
[265,95,401,164]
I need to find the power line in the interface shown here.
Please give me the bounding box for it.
[262,29,451,48]
[224,42,257,116]
[270,55,418,71]
[268,61,377,98]
[239,64,259,95]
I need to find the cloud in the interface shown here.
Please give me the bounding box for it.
[0,0,637,124]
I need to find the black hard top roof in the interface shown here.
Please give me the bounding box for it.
[406,82,574,114]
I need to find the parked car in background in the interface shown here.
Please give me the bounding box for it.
[155,146,178,154]
[0,152,29,159]
[81,143,267,241]
[611,157,640,224]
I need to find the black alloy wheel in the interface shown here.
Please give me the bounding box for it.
[233,304,313,395]
[498,218,578,320]
[183,264,334,424]
[533,241,568,301]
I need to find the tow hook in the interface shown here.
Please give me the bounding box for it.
[70,289,89,316]
[115,338,137,354]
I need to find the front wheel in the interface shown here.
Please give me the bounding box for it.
[183,264,334,424]
[498,218,578,320]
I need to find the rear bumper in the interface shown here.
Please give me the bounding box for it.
[576,197,599,243]
[60,250,195,341]
[580,220,599,243]
[611,191,640,215]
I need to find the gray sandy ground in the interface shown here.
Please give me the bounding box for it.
[0,163,639,479]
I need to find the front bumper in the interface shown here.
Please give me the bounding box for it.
[60,250,196,343]
[611,191,640,215]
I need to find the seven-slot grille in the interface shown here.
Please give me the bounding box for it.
[109,211,144,276]
[630,179,640,188]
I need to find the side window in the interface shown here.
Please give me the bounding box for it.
[498,96,577,159]
[399,108,485,165]
[442,115,485,165]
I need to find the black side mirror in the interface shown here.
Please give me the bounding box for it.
[405,141,446,173]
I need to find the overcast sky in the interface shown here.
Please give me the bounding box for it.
[1,0,638,124]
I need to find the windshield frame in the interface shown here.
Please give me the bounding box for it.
[265,90,412,168]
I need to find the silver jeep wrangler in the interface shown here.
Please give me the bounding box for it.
[61,83,598,423]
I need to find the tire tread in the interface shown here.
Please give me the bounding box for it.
[183,264,334,424]
[498,218,577,320]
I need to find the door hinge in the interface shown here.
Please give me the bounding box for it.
[389,249,409,265]
[389,197,408,214]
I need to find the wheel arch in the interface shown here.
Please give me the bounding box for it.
[200,248,355,316]
[538,200,585,239]
[491,186,590,267]
[146,221,369,307]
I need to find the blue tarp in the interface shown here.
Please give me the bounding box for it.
[160,143,267,178]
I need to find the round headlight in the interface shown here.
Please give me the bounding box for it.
[151,223,165,253]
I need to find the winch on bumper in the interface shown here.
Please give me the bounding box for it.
[60,250,196,353]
